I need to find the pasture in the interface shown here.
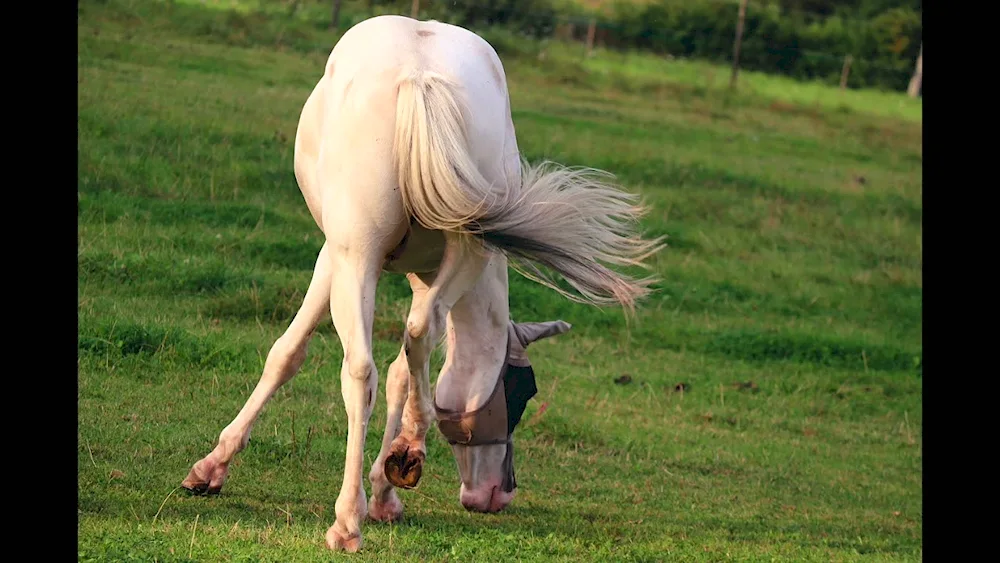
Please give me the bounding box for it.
[77,1,922,560]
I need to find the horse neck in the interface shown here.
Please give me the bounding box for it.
[434,263,510,412]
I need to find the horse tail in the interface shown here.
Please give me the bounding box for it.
[393,69,496,233]
[392,69,665,315]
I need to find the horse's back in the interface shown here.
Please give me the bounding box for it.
[327,16,506,100]
[294,16,518,240]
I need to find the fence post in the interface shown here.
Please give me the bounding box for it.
[586,19,597,57]
[839,55,853,90]
[730,0,748,90]
[907,43,922,98]
[331,0,343,29]
[411,0,420,19]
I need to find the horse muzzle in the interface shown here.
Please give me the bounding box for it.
[433,335,538,494]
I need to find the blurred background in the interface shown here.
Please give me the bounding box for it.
[181,0,922,95]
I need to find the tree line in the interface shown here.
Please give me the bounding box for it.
[366,0,921,92]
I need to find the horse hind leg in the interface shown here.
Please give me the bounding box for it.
[379,273,443,491]
[367,242,467,521]
[368,236,481,518]
[367,343,409,522]
[181,243,333,496]
[323,222,396,552]
[381,233,493,490]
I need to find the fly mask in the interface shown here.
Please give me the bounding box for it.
[433,319,570,493]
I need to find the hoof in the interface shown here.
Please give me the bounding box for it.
[181,458,228,496]
[384,442,425,490]
[368,491,404,523]
[181,480,222,496]
[326,524,363,552]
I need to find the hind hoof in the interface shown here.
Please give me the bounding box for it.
[384,441,425,489]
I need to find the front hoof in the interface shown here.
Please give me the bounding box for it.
[368,491,404,523]
[384,443,425,489]
[326,524,363,552]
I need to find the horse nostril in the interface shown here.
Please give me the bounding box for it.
[462,500,490,512]
[460,482,516,513]
[488,486,514,513]
[460,490,488,512]
[461,485,498,512]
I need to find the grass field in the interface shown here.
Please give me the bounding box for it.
[78,1,922,560]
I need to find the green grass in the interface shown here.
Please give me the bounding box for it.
[78,1,922,560]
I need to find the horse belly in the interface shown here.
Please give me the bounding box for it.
[381,223,446,274]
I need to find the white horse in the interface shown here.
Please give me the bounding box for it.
[181,15,663,552]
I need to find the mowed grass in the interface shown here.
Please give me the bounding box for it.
[78,2,922,561]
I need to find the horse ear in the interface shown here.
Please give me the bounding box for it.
[511,320,572,348]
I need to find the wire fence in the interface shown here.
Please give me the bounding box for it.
[550,15,908,74]
[194,1,921,92]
